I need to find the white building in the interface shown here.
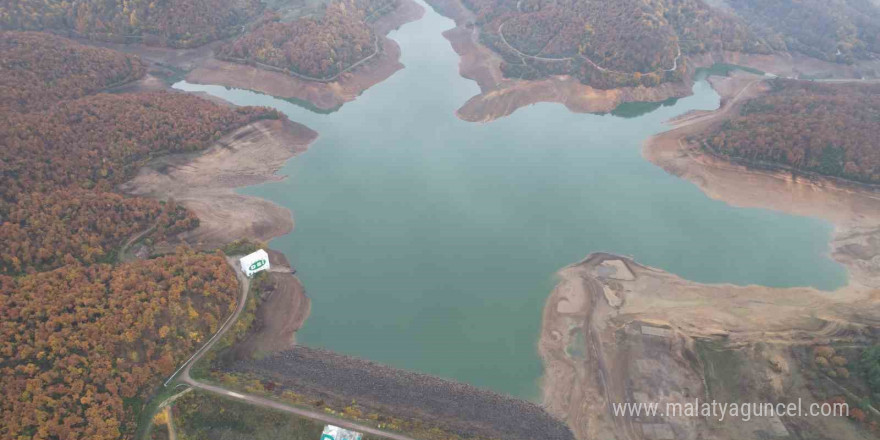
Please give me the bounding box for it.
[321,425,362,440]
[240,249,270,277]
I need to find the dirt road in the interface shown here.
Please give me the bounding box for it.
[162,258,416,440]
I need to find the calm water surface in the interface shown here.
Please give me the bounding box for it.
[176,0,847,399]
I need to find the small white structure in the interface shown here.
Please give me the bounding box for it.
[320,425,362,440]
[240,249,270,277]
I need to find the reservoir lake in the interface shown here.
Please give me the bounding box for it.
[176,0,847,400]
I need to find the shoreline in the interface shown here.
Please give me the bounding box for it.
[426,0,880,123]
[108,11,880,438]
[539,252,879,440]
[428,0,692,122]
[120,118,317,250]
[184,0,425,111]
[537,73,880,440]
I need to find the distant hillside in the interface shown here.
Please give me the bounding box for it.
[0,31,145,112]
[429,0,880,89]
[698,80,880,184]
[434,0,772,89]
[216,0,397,80]
[0,0,263,47]
[726,0,880,63]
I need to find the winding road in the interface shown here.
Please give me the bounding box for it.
[160,258,417,440]
[496,21,681,74]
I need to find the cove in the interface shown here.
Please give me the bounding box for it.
[175,0,847,400]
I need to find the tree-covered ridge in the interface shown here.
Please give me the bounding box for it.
[0,91,280,202]
[0,0,263,48]
[0,251,239,440]
[0,31,145,112]
[726,0,880,63]
[0,190,198,275]
[454,0,769,89]
[216,0,397,79]
[700,80,880,184]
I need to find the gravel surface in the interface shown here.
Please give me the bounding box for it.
[229,346,574,440]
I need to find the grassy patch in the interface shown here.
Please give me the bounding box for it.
[172,391,384,440]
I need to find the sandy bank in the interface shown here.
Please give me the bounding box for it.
[540,253,879,440]
[429,0,880,123]
[646,74,880,290]
[185,0,424,112]
[429,0,692,122]
[538,74,880,440]
[120,118,317,250]
[233,250,312,358]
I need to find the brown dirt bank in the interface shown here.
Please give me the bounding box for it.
[540,253,879,440]
[226,346,575,440]
[120,118,317,250]
[429,0,692,122]
[185,0,424,111]
[645,75,880,290]
[538,75,880,440]
[234,250,312,358]
[428,0,880,123]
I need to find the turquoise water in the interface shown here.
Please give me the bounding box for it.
[175,0,847,400]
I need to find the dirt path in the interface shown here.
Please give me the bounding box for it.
[496,20,681,74]
[161,259,416,440]
[118,221,158,262]
[188,381,419,440]
[217,35,380,83]
[428,0,692,122]
[185,0,424,112]
[164,407,178,440]
[163,257,252,387]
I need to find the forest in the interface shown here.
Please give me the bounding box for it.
[0,190,197,275]
[447,0,771,89]
[0,31,288,439]
[726,0,880,63]
[0,251,239,440]
[439,0,880,88]
[0,91,279,202]
[1,31,145,112]
[216,0,397,79]
[0,0,263,47]
[699,80,880,184]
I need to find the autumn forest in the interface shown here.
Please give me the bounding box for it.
[699,80,880,184]
[0,30,282,440]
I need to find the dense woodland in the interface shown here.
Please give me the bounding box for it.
[217,0,397,79]
[442,0,880,89]
[0,251,239,440]
[449,0,771,89]
[0,190,197,275]
[0,31,145,112]
[726,0,880,64]
[699,80,880,184]
[0,0,263,47]
[0,91,279,202]
[0,32,286,439]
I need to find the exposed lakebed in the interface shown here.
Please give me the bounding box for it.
[176,0,846,399]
